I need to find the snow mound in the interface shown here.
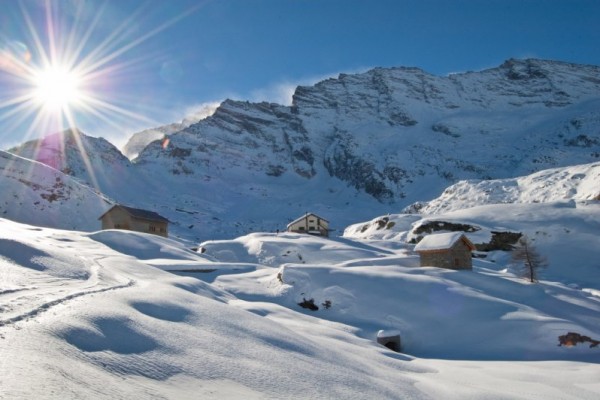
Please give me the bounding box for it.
[200,232,389,266]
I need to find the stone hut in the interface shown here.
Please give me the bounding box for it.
[414,232,475,270]
[99,205,169,237]
[287,213,329,237]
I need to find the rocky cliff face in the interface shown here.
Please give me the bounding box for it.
[136,58,600,201]
[7,59,600,241]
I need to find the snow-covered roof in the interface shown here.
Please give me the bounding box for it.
[414,232,475,252]
[287,213,329,228]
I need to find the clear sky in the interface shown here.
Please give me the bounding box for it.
[0,0,599,149]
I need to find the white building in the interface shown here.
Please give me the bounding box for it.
[286,213,329,237]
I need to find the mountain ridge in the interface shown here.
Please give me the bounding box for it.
[6,58,600,241]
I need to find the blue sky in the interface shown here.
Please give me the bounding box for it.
[0,0,599,149]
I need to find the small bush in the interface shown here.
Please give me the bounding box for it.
[298,298,319,311]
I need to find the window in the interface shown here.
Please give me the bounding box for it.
[298,227,305,231]
[149,226,156,232]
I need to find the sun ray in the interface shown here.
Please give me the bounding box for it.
[62,0,107,69]
[44,0,59,65]
[19,1,51,69]
[1,0,206,193]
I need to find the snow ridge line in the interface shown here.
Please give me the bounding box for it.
[0,279,135,328]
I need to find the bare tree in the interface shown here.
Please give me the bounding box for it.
[510,236,548,283]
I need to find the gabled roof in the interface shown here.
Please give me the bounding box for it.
[287,212,329,228]
[99,205,169,223]
[414,232,475,252]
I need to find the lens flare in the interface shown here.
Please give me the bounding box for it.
[0,1,203,194]
[0,1,202,144]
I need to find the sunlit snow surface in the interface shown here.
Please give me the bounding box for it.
[1,205,599,398]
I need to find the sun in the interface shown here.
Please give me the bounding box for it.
[31,64,82,113]
[0,1,201,146]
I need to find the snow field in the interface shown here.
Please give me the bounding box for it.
[1,202,599,399]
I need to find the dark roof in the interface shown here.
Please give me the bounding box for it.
[99,205,169,223]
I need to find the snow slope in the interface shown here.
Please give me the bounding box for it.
[347,201,600,287]
[1,215,599,399]
[0,220,424,399]
[0,150,111,230]
[408,161,600,215]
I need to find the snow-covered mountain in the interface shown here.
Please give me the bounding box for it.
[136,58,600,202]
[2,58,600,399]
[0,150,111,230]
[405,161,600,214]
[122,103,219,159]
[6,58,600,241]
[9,129,133,191]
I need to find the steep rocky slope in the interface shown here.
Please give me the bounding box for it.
[137,58,600,203]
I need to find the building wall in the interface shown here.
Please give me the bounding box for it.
[129,218,168,237]
[101,208,168,237]
[418,241,472,269]
[287,215,329,236]
[101,207,132,230]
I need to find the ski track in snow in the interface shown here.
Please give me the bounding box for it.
[0,257,134,328]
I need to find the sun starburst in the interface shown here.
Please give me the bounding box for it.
[0,1,202,147]
[0,1,202,192]
[31,63,83,113]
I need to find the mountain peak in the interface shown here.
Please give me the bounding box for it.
[7,59,600,242]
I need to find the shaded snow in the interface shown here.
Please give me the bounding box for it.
[1,212,599,398]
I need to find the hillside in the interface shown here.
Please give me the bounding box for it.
[0,150,111,230]
[405,161,600,214]
[1,213,599,399]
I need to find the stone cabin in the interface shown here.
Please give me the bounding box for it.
[287,213,329,237]
[414,232,475,270]
[99,205,169,237]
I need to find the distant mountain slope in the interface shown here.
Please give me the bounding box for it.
[406,162,600,214]
[9,129,132,190]
[5,59,600,241]
[0,150,111,230]
[122,103,219,159]
[137,58,600,201]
